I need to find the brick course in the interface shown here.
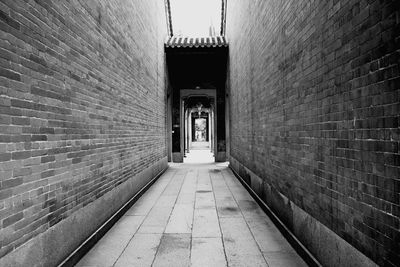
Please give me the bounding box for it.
[0,0,166,263]
[226,0,399,266]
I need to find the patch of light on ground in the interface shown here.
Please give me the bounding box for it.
[184,141,214,164]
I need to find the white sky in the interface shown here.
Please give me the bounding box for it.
[170,0,221,36]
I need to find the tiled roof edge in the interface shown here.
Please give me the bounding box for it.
[165,36,228,48]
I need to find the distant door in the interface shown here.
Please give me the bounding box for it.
[194,118,206,141]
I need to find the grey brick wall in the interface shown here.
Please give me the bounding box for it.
[0,0,167,264]
[226,0,399,266]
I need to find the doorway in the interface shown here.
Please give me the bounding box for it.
[194,118,207,142]
[165,37,228,163]
[182,95,215,164]
[180,91,216,163]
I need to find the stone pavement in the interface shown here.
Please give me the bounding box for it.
[76,150,308,267]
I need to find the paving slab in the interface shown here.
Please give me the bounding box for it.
[76,150,308,267]
[164,204,194,234]
[195,191,215,209]
[216,198,242,217]
[124,179,171,215]
[220,217,268,266]
[75,215,144,267]
[246,216,294,253]
[114,233,162,267]
[211,173,238,202]
[192,208,221,238]
[154,195,178,207]
[237,199,269,218]
[191,237,227,267]
[152,233,191,267]
[143,205,174,226]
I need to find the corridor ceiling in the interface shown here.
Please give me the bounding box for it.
[165,45,228,90]
[185,96,212,109]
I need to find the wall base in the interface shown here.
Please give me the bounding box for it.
[172,152,183,162]
[0,157,168,267]
[215,151,226,162]
[229,156,378,267]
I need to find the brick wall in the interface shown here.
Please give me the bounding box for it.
[0,0,167,265]
[227,0,399,266]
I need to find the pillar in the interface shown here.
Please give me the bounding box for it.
[189,111,192,150]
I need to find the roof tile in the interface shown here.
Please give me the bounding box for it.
[165,36,228,48]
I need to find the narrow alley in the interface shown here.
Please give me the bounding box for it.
[0,0,398,266]
[76,148,307,267]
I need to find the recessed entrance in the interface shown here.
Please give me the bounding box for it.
[165,37,229,163]
[182,94,214,164]
[181,91,215,164]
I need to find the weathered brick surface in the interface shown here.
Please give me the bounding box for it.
[227,0,399,266]
[0,0,166,262]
